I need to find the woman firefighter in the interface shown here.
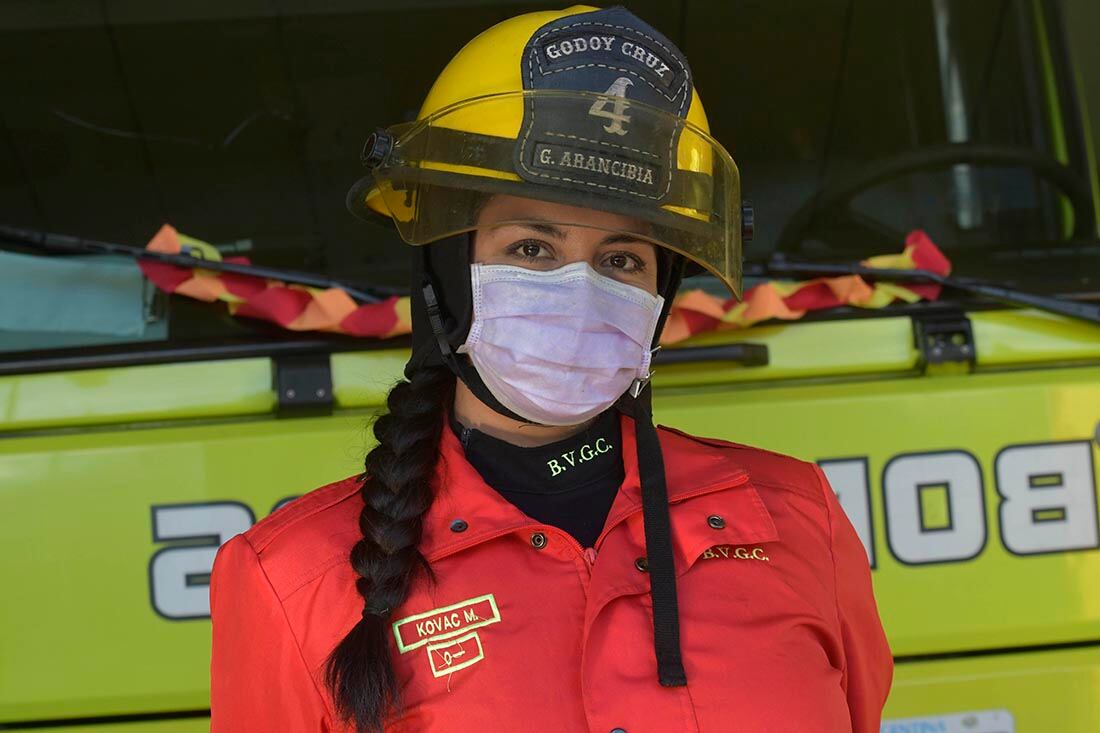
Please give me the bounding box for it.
[209,5,894,732]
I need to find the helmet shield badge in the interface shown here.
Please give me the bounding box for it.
[514,8,691,204]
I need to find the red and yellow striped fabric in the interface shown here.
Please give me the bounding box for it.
[138,225,411,339]
[139,225,950,345]
[660,230,951,344]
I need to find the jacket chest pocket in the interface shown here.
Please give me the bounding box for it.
[669,481,780,576]
[590,481,782,598]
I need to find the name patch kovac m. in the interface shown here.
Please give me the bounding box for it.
[392,594,502,678]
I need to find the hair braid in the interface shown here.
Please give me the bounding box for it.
[325,365,455,732]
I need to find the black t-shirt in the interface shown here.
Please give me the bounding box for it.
[449,409,624,549]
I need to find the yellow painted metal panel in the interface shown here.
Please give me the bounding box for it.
[884,646,1100,731]
[0,413,369,720]
[330,348,412,407]
[656,315,920,389]
[0,359,276,432]
[970,309,1100,366]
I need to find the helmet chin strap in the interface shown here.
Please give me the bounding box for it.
[420,271,535,425]
[407,234,534,424]
[615,384,688,687]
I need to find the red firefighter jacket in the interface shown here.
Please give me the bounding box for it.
[210,414,893,732]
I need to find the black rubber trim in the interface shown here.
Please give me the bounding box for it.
[0,334,410,378]
[894,636,1100,664]
[0,708,209,730]
[653,343,769,367]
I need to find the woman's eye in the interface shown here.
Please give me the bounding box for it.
[602,252,644,272]
[507,239,553,261]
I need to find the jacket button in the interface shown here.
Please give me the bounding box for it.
[707,514,726,529]
[611,728,628,733]
[531,532,548,549]
[450,519,468,533]
[634,556,648,572]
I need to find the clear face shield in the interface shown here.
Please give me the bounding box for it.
[348,90,746,298]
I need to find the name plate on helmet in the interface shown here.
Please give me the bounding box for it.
[514,6,694,204]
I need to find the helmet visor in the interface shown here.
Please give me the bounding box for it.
[348,90,744,297]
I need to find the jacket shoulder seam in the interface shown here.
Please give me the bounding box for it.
[656,424,802,462]
[749,472,827,506]
[246,474,363,553]
[280,550,355,602]
[658,424,824,504]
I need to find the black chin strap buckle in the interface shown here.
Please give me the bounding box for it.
[422,278,457,364]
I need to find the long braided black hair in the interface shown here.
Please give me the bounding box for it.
[324,365,456,732]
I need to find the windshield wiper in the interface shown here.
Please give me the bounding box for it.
[0,224,398,304]
[744,255,1100,325]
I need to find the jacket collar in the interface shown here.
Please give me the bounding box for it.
[420,412,777,561]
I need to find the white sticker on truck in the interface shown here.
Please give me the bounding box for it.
[881,709,1014,733]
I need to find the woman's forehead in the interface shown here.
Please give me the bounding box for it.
[475,194,647,233]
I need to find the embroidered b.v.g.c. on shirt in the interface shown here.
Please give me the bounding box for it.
[450,409,624,548]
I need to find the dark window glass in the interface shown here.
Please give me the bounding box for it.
[686,0,1096,292]
[0,0,1094,359]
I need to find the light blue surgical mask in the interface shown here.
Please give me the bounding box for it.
[457,261,664,426]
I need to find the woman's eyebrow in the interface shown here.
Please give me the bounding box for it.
[598,233,649,246]
[513,221,566,239]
